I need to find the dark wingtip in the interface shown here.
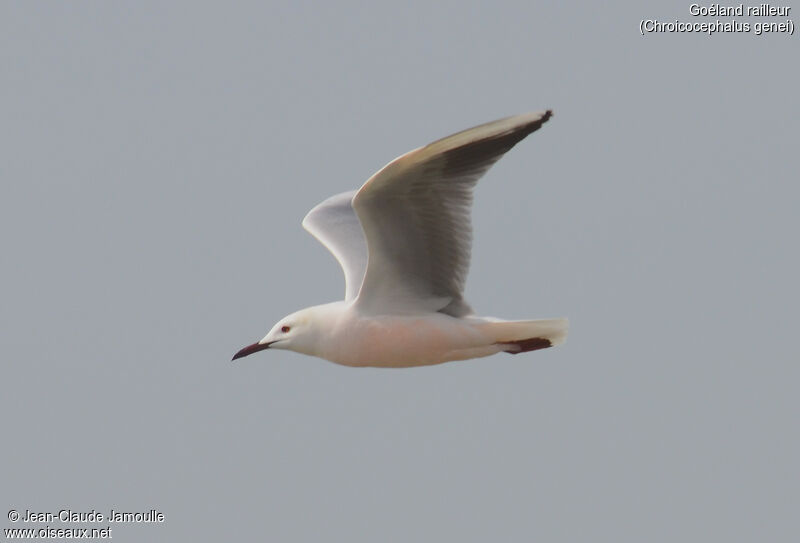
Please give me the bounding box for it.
[523,109,553,133]
[502,337,552,355]
[232,341,271,361]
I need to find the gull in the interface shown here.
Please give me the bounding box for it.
[233,111,567,367]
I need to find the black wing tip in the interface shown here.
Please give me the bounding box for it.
[501,337,553,354]
[438,109,554,175]
[519,109,553,134]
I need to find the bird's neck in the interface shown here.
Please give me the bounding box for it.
[292,301,350,358]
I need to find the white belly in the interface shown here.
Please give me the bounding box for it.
[320,313,503,368]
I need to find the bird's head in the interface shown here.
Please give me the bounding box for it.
[232,307,321,361]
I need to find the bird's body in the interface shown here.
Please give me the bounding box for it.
[234,111,568,367]
[281,302,492,367]
[276,302,566,367]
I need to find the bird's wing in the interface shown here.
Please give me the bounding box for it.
[302,190,368,301]
[352,111,552,316]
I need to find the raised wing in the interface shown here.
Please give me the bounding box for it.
[352,111,552,316]
[302,190,367,301]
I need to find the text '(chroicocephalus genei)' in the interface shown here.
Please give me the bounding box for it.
[233,111,567,367]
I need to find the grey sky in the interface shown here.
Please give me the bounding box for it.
[2,1,797,541]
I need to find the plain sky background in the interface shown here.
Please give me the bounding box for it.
[2,1,798,541]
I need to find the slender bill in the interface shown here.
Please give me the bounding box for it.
[232,341,273,361]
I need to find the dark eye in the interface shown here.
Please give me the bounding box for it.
[281,325,291,333]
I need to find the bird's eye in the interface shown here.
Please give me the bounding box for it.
[281,325,291,333]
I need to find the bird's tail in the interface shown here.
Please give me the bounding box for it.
[477,318,568,354]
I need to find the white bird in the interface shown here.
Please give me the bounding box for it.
[233,111,567,367]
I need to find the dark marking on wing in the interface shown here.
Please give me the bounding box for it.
[501,337,552,354]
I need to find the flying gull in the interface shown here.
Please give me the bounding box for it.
[233,111,567,367]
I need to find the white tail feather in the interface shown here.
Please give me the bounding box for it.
[477,318,568,352]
